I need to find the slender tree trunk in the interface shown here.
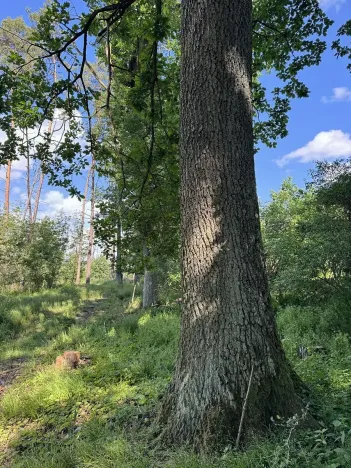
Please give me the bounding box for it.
[115,217,123,284]
[132,273,140,302]
[111,244,116,280]
[4,160,11,219]
[25,128,32,224]
[143,270,158,307]
[75,164,92,285]
[32,170,44,224]
[85,161,95,285]
[4,119,15,220]
[142,243,158,307]
[159,0,302,450]
[23,168,39,221]
[32,57,57,224]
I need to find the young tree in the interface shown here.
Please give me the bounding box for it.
[94,181,125,284]
[24,216,68,289]
[0,210,26,287]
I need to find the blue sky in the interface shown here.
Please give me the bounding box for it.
[1,0,351,219]
[256,0,351,201]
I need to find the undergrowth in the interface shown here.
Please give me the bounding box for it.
[0,282,350,467]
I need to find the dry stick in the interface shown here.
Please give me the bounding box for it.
[235,364,255,449]
[72,43,108,91]
[132,282,137,302]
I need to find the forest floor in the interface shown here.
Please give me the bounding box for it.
[0,282,350,467]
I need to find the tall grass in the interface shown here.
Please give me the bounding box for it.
[1,282,350,467]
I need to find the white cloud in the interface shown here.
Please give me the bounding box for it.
[276,130,351,167]
[12,187,22,195]
[11,156,28,172]
[38,189,99,225]
[0,168,23,181]
[319,0,345,11]
[322,87,351,103]
[40,190,83,217]
[0,156,32,182]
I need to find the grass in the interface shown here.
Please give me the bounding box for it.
[0,282,350,467]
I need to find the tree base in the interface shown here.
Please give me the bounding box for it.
[158,361,316,452]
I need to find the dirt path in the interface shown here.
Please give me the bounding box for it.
[0,358,27,399]
[75,297,107,323]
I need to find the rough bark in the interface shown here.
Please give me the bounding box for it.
[85,161,95,285]
[159,0,303,450]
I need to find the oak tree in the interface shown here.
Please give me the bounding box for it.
[0,0,332,450]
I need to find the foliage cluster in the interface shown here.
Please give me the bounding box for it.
[0,212,68,291]
[262,177,351,306]
[0,209,113,291]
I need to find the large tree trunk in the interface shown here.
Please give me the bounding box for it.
[159,0,302,450]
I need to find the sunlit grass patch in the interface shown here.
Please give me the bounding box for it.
[1,281,350,467]
[125,296,142,314]
[1,367,87,419]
